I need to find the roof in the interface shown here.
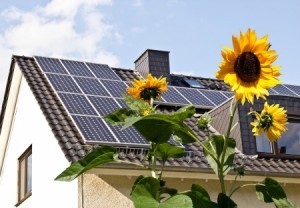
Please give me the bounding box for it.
[2,55,300,176]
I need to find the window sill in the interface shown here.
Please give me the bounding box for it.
[15,192,32,207]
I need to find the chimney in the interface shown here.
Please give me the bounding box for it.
[134,49,170,81]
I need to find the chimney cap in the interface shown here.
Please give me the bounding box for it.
[134,49,170,63]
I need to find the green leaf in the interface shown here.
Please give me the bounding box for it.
[203,135,236,176]
[123,106,197,144]
[158,195,193,208]
[156,143,185,163]
[123,94,152,112]
[131,177,193,208]
[256,178,297,208]
[160,187,178,197]
[55,146,117,181]
[103,108,137,125]
[217,193,237,208]
[184,184,218,208]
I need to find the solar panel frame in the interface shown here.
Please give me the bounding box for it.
[100,80,128,98]
[72,115,118,143]
[283,84,300,96]
[161,86,190,104]
[198,90,228,106]
[109,125,148,145]
[86,62,121,80]
[58,93,98,116]
[46,74,82,93]
[175,87,215,106]
[61,59,95,77]
[34,56,69,74]
[271,84,298,96]
[220,91,234,99]
[88,96,122,116]
[74,77,110,96]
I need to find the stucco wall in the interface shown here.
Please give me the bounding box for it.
[80,174,134,208]
[0,74,78,207]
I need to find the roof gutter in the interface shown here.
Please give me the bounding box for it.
[87,163,300,184]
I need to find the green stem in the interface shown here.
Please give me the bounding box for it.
[229,183,263,197]
[219,99,239,194]
[158,161,166,181]
[150,142,158,178]
[228,173,239,196]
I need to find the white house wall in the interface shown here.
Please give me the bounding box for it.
[0,71,78,207]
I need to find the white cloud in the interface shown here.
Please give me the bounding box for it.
[132,0,143,7]
[0,0,120,105]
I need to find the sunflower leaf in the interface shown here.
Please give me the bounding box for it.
[203,135,236,176]
[120,106,197,143]
[131,177,193,208]
[156,143,185,163]
[103,108,137,126]
[256,177,297,207]
[55,146,117,181]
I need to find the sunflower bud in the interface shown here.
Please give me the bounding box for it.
[197,113,212,131]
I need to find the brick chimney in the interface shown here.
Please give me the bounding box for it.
[134,49,170,81]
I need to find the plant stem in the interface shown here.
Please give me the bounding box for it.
[219,99,239,194]
[150,142,158,178]
[229,183,263,197]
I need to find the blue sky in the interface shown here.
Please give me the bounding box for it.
[1,0,300,105]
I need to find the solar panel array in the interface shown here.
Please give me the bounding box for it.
[34,56,300,146]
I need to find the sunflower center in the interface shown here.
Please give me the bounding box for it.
[260,114,273,130]
[140,87,160,101]
[234,52,261,83]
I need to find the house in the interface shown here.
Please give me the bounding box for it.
[0,49,299,207]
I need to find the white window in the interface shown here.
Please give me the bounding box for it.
[16,145,32,206]
[256,119,300,155]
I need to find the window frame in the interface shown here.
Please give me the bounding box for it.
[16,145,32,206]
[256,117,300,160]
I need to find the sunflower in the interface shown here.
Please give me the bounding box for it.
[251,102,287,142]
[216,29,281,104]
[127,74,168,101]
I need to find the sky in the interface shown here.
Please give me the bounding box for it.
[0,0,300,106]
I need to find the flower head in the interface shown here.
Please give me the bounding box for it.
[216,29,281,104]
[197,113,212,131]
[251,102,288,142]
[127,74,168,101]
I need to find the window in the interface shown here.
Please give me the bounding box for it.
[17,145,32,205]
[183,79,206,89]
[256,119,300,156]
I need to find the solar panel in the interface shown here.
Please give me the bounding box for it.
[88,96,121,116]
[58,93,97,115]
[46,74,82,93]
[74,77,110,96]
[61,59,94,77]
[109,125,148,145]
[220,91,234,99]
[271,84,298,96]
[86,62,121,80]
[199,90,228,106]
[268,88,278,95]
[72,115,118,143]
[283,84,300,96]
[161,86,190,104]
[115,98,128,108]
[35,56,68,74]
[175,87,214,106]
[101,80,128,98]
